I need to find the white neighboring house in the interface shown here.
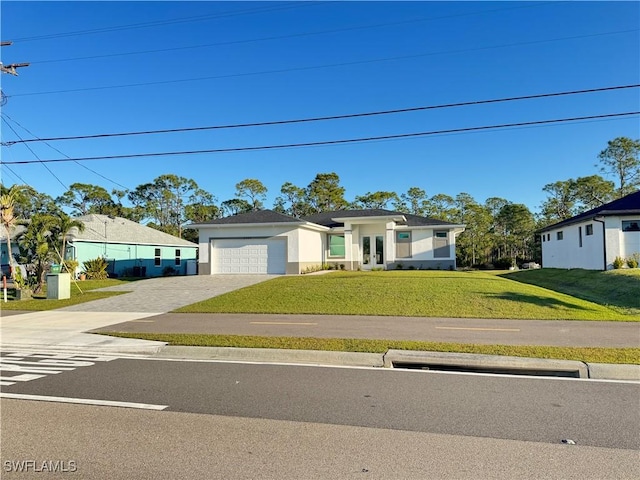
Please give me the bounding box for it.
[539,190,640,270]
[190,209,465,275]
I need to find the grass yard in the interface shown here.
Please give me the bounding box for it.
[502,268,640,315]
[102,332,640,365]
[1,279,131,311]
[174,270,639,321]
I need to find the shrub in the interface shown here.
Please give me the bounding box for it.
[162,266,177,276]
[407,265,416,270]
[612,256,625,269]
[627,253,639,269]
[339,264,345,270]
[494,258,514,270]
[395,263,403,270]
[83,257,109,280]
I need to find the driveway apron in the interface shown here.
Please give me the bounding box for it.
[58,275,278,314]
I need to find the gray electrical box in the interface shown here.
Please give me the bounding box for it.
[47,272,71,300]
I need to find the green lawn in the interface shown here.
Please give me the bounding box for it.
[502,268,640,315]
[102,332,640,365]
[1,279,131,311]
[174,270,639,321]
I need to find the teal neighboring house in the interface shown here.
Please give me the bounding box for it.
[66,214,198,278]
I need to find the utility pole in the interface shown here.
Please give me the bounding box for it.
[1,41,30,76]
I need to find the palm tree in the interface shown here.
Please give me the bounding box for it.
[0,185,26,276]
[51,213,85,274]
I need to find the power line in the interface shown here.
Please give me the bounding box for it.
[1,114,130,190]
[11,29,637,98]
[9,3,322,43]
[5,84,637,146]
[28,2,553,65]
[4,112,637,165]
[1,117,68,190]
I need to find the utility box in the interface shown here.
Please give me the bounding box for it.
[47,272,71,300]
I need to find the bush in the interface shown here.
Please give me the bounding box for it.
[395,263,403,270]
[162,266,177,276]
[626,253,639,269]
[612,256,625,269]
[83,257,109,280]
[494,258,514,270]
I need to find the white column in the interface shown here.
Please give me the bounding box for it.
[344,222,353,270]
[386,221,395,267]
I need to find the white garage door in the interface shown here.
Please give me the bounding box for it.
[212,238,286,274]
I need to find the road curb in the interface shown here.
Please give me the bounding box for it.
[153,345,385,367]
[0,342,167,356]
[586,363,640,381]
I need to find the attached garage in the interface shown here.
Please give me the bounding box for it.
[211,238,286,274]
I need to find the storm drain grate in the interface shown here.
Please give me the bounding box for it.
[392,362,582,378]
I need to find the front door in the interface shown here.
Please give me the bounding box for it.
[361,235,384,269]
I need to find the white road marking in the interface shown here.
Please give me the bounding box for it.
[0,352,117,386]
[250,322,318,326]
[0,393,168,410]
[435,326,521,332]
[0,374,46,386]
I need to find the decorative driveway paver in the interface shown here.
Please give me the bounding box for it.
[59,275,279,313]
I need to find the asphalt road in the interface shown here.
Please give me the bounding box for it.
[2,352,639,450]
[94,312,640,347]
[2,399,638,480]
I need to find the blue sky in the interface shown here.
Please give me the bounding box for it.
[1,1,638,215]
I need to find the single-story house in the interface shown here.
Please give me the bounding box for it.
[190,209,465,274]
[66,214,198,277]
[0,225,26,274]
[539,190,640,270]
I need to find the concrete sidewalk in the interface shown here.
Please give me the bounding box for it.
[0,311,166,354]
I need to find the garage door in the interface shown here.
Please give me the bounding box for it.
[212,238,286,274]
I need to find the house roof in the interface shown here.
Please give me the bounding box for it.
[302,209,460,228]
[539,190,640,232]
[69,214,197,247]
[0,224,27,241]
[190,209,304,226]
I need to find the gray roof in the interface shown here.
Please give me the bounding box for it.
[0,224,26,241]
[69,214,196,247]
[539,190,640,232]
[302,209,459,228]
[193,209,303,225]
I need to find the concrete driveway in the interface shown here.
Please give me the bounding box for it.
[59,275,279,314]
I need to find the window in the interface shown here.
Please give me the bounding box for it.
[578,227,582,248]
[547,234,551,241]
[328,235,345,257]
[154,248,161,266]
[586,224,593,236]
[175,249,181,266]
[622,220,640,232]
[396,231,411,258]
[434,230,450,258]
[557,231,563,240]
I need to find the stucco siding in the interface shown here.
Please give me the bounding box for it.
[542,215,640,270]
[297,227,324,264]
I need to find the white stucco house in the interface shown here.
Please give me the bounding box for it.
[190,209,465,274]
[539,190,640,270]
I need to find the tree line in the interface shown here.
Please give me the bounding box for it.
[2,136,638,272]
